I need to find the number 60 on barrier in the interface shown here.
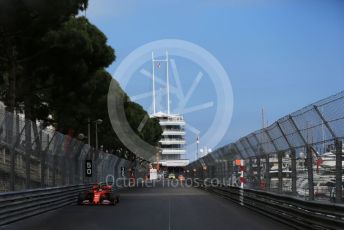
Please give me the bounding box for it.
[85,160,92,177]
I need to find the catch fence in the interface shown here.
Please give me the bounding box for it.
[0,109,145,192]
[187,91,344,203]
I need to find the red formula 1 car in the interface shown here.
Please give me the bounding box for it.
[78,183,119,205]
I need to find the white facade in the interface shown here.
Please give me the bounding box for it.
[152,112,189,167]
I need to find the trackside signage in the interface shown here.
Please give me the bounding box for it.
[85,160,92,177]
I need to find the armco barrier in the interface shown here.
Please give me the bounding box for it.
[195,180,344,230]
[0,184,91,226]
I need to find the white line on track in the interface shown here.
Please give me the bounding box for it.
[168,197,171,230]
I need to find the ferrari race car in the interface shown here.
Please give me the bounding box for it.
[78,183,119,205]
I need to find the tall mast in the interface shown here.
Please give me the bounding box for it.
[152,52,156,114]
[152,51,169,114]
[166,51,170,114]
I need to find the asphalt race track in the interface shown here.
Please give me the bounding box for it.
[3,181,292,230]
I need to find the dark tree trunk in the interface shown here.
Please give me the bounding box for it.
[6,46,17,113]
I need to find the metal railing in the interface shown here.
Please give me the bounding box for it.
[194,179,344,230]
[0,184,91,226]
[187,91,344,203]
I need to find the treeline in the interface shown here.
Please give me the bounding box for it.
[0,0,161,161]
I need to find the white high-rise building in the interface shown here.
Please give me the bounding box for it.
[153,112,189,167]
[150,52,189,167]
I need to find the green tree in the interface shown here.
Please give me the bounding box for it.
[0,1,162,162]
[0,0,88,113]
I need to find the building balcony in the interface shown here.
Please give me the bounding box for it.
[159,139,186,145]
[162,130,185,135]
[159,120,185,126]
[159,159,190,167]
[162,149,186,155]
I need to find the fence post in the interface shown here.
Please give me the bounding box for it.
[75,144,84,184]
[52,154,57,187]
[93,150,99,183]
[25,120,31,189]
[227,160,233,184]
[61,155,67,186]
[306,145,314,200]
[71,141,82,185]
[224,161,228,182]
[210,165,214,179]
[335,139,342,203]
[290,148,297,196]
[265,154,270,191]
[222,161,226,180]
[40,151,46,188]
[278,152,283,194]
[32,127,45,188]
[248,157,253,187]
[71,153,78,185]
[8,113,15,191]
[257,157,261,189]
[113,156,121,181]
[248,157,254,188]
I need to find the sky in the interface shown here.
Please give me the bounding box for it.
[86,0,344,161]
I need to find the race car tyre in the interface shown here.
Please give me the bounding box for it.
[77,192,87,205]
[87,192,94,203]
[100,196,105,205]
[109,192,119,205]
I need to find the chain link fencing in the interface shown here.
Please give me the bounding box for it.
[0,109,147,192]
[187,91,344,203]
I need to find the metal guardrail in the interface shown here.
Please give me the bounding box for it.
[0,184,91,226]
[195,179,344,230]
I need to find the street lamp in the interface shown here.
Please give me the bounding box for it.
[95,119,103,151]
[87,118,103,150]
[87,118,91,145]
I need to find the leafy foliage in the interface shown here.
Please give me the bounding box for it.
[0,0,162,161]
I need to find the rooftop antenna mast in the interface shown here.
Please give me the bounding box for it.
[166,51,170,114]
[152,51,170,115]
[152,52,156,114]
